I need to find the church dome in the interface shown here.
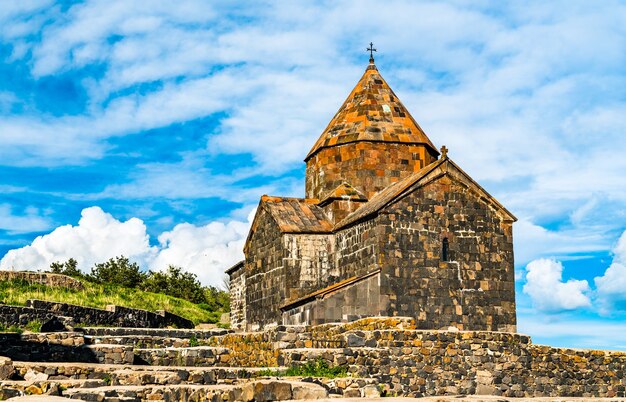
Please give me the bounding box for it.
[305,59,440,200]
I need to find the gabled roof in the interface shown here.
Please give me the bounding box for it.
[318,182,368,206]
[305,61,439,161]
[259,196,333,233]
[335,157,517,229]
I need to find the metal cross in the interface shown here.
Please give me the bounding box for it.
[367,42,377,62]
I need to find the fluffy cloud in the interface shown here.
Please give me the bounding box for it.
[0,206,251,287]
[0,207,155,272]
[523,258,591,313]
[150,209,254,286]
[594,231,626,313]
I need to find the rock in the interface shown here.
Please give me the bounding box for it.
[24,370,48,382]
[24,385,43,395]
[0,356,14,380]
[362,384,381,398]
[242,380,293,401]
[346,333,365,347]
[291,382,328,400]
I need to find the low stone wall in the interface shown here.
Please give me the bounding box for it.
[25,299,193,329]
[0,270,84,290]
[81,327,231,338]
[0,305,58,328]
[205,331,279,367]
[134,346,230,366]
[0,332,133,365]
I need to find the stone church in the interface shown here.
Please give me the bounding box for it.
[228,56,517,332]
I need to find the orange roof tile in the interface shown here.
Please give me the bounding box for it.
[318,182,368,206]
[305,62,439,161]
[261,196,333,233]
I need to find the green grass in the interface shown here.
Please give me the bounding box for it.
[258,358,348,379]
[0,279,223,325]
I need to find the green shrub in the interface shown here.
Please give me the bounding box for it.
[24,320,42,332]
[189,335,199,347]
[285,358,347,378]
[89,256,145,288]
[49,258,83,279]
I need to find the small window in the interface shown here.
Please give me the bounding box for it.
[442,238,449,262]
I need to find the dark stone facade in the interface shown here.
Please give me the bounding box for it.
[230,60,517,332]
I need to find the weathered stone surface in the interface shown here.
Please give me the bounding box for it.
[241,380,293,401]
[0,356,14,380]
[292,382,329,400]
[0,271,84,290]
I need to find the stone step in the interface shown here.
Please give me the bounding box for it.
[79,327,231,339]
[13,361,278,385]
[61,379,331,401]
[84,334,192,348]
[10,361,381,398]
[133,346,231,366]
[62,383,235,401]
[0,378,107,399]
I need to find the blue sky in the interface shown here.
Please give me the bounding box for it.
[1,0,626,350]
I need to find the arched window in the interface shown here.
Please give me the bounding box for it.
[442,238,449,262]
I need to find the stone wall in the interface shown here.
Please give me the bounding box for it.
[228,264,246,330]
[243,209,286,330]
[306,142,437,200]
[217,318,626,398]
[282,271,382,326]
[0,305,57,327]
[334,218,381,280]
[0,270,84,290]
[283,233,336,301]
[373,172,516,331]
[0,332,132,364]
[0,300,193,329]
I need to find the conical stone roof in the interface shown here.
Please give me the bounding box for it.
[305,61,439,161]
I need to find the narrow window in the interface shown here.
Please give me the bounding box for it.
[442,238,449,262]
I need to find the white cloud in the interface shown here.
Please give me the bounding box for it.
[0,207,156,272]
[513,218,609,267]
[0,206,253,288]
[0,204,51,234]
[523,258,591,313]
[594,231,626,314]
[149,209,254,286]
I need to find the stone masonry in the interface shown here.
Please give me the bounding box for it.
[1,317,625,400]
[230,57,517,332]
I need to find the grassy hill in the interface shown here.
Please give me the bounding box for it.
[0,279,225,326]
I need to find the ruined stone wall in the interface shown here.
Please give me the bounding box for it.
[283,233,337,302]
[244,209,286,330]
[228,266,246,330]
[306,142,437,200]
[0,270,84,290]
[374,174,516,331]
[282,272,382,326]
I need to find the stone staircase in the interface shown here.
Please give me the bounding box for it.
[3,316,625,400]
[0,322,389,401]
